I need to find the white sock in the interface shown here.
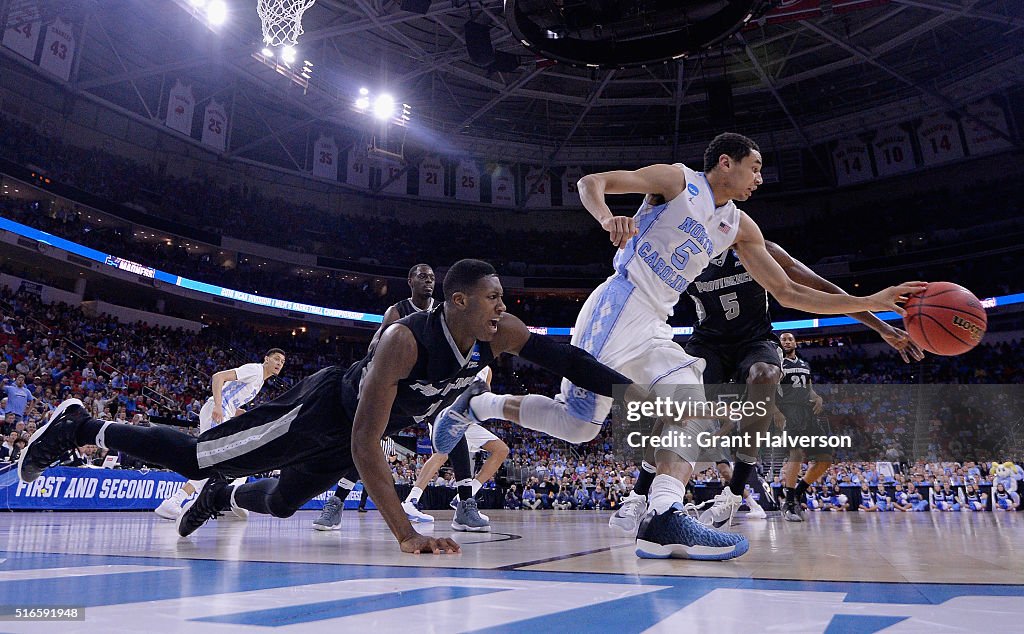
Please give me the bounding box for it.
[406,486,423,504]
[471,479,482,496]
[649,474,686,514]
[469,393,510,421]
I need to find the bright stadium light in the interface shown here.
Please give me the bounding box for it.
[282,45,297,64]
[373,94,395,120]
[190,0,206,7]
[359,87,369,95]
[355,96,370,110]
[261,47,274,58]
[206,0,227,25]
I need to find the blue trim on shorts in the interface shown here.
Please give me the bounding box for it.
[567,277,634,421]
[649,358,699,387]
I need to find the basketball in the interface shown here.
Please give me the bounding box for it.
[903,282,987,355]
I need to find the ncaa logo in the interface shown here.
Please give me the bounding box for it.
[687,183,700,196]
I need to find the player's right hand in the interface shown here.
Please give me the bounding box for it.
[401,533,461,554]
[211,409,224,424]
[866,281,928,316]
[600,216,638,249]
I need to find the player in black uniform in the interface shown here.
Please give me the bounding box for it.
[19,259,712,555]
[777,331,831,521]
[313,263,437,529]
[610,241,924,532]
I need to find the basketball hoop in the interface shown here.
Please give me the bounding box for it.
[257,0,317,47]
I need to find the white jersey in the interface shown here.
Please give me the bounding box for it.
[206,362,265,419]
[612,163,741,318]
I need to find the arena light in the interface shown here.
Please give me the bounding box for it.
[261,47,274,58]
[189,0,206,7]
[373,94,395,120]
[206,0,227,25]
[281,45,297,65]
[355,96,370,110]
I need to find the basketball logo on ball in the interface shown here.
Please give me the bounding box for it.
[903,282,987,356]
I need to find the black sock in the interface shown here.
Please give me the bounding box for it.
[336,485,352,501]
[729,461,754,496]
[75,419,104,446]
[633,461,656,497]
[214,482,234,510]
[794,479,810,499]
[232,479,278,514]
[457,480,474,503]
[784,487,798,503]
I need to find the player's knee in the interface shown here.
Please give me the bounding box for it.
[747,362,782,385]
[486,440,509,461]
[267,499,300,518]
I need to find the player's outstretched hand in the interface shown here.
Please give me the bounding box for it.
[401,533,461,555]
[880,326,925,363]
[600,216,638,249]
[866,281,928,316]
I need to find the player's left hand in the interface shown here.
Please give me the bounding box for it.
[865,281,928,316]
[880,326,925,363]
[811,394,824,415]
[400,533,461,555]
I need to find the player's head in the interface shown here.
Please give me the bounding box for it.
[444,259,504,341]
[704,132,763,202]
[779,332,797,354]
[263,348,286,375]
[408,264,435,300]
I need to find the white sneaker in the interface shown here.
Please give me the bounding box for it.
[746,501,767,519]
[608,493,648,534]
[155,496,184,520]
[402,501,435,523]
[698,490,742,528]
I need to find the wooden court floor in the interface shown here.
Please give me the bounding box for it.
[0,509,1020,632]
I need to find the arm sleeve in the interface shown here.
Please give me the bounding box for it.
[517,334,631,397]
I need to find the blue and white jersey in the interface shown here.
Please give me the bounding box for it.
[206,362,265,419]
[612,163,741,319]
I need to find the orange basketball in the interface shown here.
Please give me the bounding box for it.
[903,282,987,356]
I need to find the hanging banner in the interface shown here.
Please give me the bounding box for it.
[418,156,444,198]
[492,165,515,207]
[962,99,1014,156]
[378,160,408,195]
[455,160,480,202]
[524,166,551,208]
[2,0,41,61]
[562,166,583,207]
[38,17,74,80]
[312,136,338,180]
[200,100,228,152]
[165,80,195,136]
[872,125,915,178]
[832,138,872,186]
[917,112,964,167]
[346,146,370,189]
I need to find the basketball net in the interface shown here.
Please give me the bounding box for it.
[257,0,317,47]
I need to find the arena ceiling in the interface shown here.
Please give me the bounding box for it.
[10,0,1024,167]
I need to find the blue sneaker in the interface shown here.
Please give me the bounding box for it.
[430,378,489,454]
[636,502,749,561]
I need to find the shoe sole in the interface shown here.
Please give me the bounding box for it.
[154,505,181,520]
[407,514,435,523]
[635,536,749,561]
[312,522,341,531]
[451,521,490,532]
[18,398,83,483]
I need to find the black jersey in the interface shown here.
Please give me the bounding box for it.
[342,303,494,434]
[779,355,814,411]
[394,297,435,318]
[686,250,774,344]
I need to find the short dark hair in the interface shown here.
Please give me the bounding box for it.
[265,348,285,359]
[703,132,760,172]
[443,259,497,301]
[408,263,432,279]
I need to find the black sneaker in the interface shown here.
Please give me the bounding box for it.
[18,399,91,483]
[177,478,230,537]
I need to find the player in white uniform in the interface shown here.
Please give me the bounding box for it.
[401,366,509,525]
[155,348,286,519]
[433,133,924,560]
